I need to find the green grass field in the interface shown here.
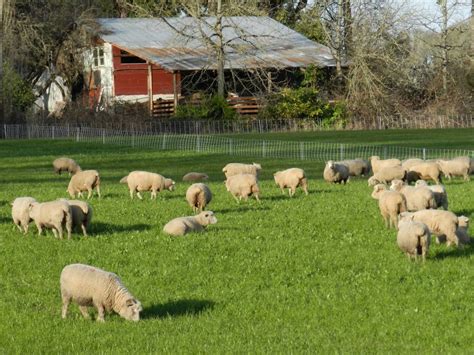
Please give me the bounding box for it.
[1,130,473,353]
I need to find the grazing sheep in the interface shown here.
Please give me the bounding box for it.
[163,211,217,236]
[371,184,407,229]
[437,157,470,181]
[182,172,209,182]
[437,216,471,245]
[67,170,101,199]
[225,173,261,202]
[222,163,261,178]
[323,160,349,184]
[60,199,92,236]
[390,179,437,211]
[273,168,308,196]
[186,183,212,213]
[368,166,406,186]
[340,159,371,177]
[164,178,176,191]
[370,156,402,174]
[399,210,459,247]
[53,157,81,175]
[120,171,169,199]
[401,158,424,171]
[408,162,443,184]
[397,219,431,261]
[60,263,142,322]
[29,200,72,240]
[415,180,448,210]
[11,197,37,234]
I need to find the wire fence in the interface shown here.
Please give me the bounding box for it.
[3,124,474,161]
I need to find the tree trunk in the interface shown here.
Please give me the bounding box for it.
[439,0,448,97]
[216,0,225,97]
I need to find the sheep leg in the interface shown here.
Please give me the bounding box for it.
[96,185,101,199]
[232,195,240,204]
[79,306,90,319]
[14,222,22,233]
[81,224,88,237]
[61,294,71,319]
[280,187,285,195]
[151,190,157,200]
[137,192,143,200]
[129,189,134,199]
[95,303,105,322]
[78,191,84,198]
[36,223,43,236]
[254,194,261,203]
[87,188,93,200]
[288,188,293,197]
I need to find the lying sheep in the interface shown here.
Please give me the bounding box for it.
[390,179,437,211]
[323,160,349,184]
[399,210,459,247]
[29,200,72,240]
[401,158,424,171]
[225,173,260,202]
[340,159,371,177]
[67,170,101,199]
[222,163,261,178]
[182,172,209,182]
[437,157,470,181]
[11,197,37,234]
[370,156,401,174]
[408,162,443,184]
[53,157,81,175]
[186,183,212,213]
[397,219,431,261]
[60,199,92,236]
[120,171,170,199]
[163,211,217,236]
[368,166,406,186]
[415,180,448,210]
[60,263,142,322]
[273,168,308,197]
[371,184,407,229]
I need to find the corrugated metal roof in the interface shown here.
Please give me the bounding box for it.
[97,17,338,71]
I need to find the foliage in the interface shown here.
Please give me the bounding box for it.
[174,94,238,120]
[2,61,36,112]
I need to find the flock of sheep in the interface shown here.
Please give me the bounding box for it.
[9,154,473,322]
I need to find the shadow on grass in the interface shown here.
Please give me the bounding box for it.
[216,205,271,214]
[0,217,13,224]
[142,299,215,319]
[91,222,151,234]
[433,245,474,260]
[452,209,474,217]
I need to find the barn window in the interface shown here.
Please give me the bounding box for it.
[93,47,105,67]
[120,50,146,64]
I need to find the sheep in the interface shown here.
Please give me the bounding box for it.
[60,199,92,236]
[53,157,81,175]
[401,158,424,171]
[225,173,260,202]
[371,184,407,229]
[437,157,470,181]
[222,163,261,178]
[186,183,212,213]
[182,172,209,182]
[164,178,176,192]
[163,211,217,236]
[367,166,406,186]
[397,219,431,261]
[370,156,401,174]
[60,263,142,322]
[390,179,437,211]
[437,216,471,245]
[323,160,349,184]
[340,159,371,176]
[120,171,170,199]
[469,157,474,174]
[399,210,459,247]
[28,200,72,240]
[414,180,448,210]
[408,162,443,184]
[11,197,37,234]
[273,168,308,197]
[67,170,101,199]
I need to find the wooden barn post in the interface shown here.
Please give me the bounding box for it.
[147,62,153,116]
[173,71,179,112]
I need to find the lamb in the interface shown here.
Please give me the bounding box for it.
[408,162,443,184]
[11,197,37,234]
[399,210,459,247]
[222,163,261,178]
[186,183,212,213]
[60,263,142,322]
[371,184,407,229]
[397,219,431,261]
[414,180,448,210]
[323,160,349,184]
[437,157,470,181]
[370,156,401,174]
[401,158,424,171]
[28,200,72,240]
[390,179,437,211]
[182,172,209,182]
[120,171,170,199]
[67,170,101,199]
[340,159,371,176]
[163,211,217,236]
[225,173,261,202]
[367,166,406,186]
[60,199,92,236]
[53,157,81,175]
[273,168,308,196]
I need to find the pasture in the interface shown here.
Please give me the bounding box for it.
[1,130,473,353]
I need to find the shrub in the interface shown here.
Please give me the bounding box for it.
[175,94,237,120]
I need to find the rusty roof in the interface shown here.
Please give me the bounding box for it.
[97,17,338,71]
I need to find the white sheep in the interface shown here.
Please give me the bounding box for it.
[273,168,308,196]
[390,179,437,211]
[29,200,72,240]
[408,162,443,184]
[163,211,217,236]
[371,184,407,229]
[437,157,470,181]
[60,199,92,236]
[182,172,209,182]
[60,263,142,322]
[120,171,171,199]
[368,166,406,186]
[67,170,101,199]
[323,160,349,184]
[415,180,448,210]
[53,157,81,175]
[225,173,261,202]
[401,158,424,171]
[397,219,431,261]
[437,216,471,245]
[11,197,37,234]
[339,159,371,177]
[164,178,176,192]
[186,183,212,213]
[222,163,261,178]
[370,156,401,174]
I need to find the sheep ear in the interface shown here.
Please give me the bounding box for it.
[126,299,135,307]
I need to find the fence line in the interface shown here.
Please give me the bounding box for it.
[3,124,474,161]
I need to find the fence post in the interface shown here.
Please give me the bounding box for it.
[102,129,105,144]
[423,148,426,160]
[383,146,388,159]
[262,141,266,158]
[162,134,166,150]
[340,144,344,161]
[197,135,201,152]
[229,138,233,155]
[3,124,6,139]
[27,125,30,140]
[131,130,135,148]
[76,127,79,142]
[52,126,55,140]
[300,142,304,160]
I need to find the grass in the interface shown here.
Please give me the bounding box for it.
[1,130,473,353]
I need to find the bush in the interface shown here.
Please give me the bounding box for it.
[175,94,238,120]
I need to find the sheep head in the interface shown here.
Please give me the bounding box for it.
[118,298,142,322]
[197,211,217,226]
